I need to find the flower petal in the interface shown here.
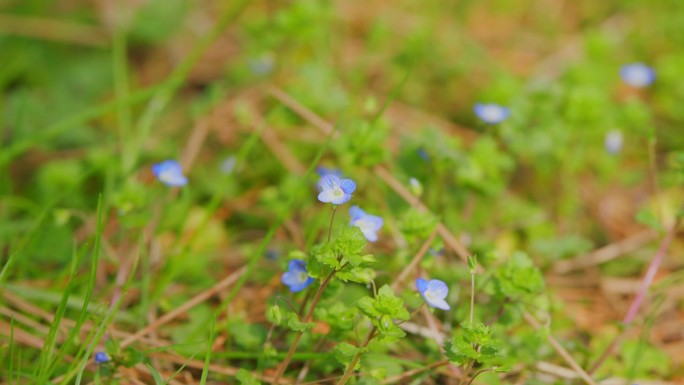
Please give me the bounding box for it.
[349,205,364,220]
[318,175,340,192]
[339,179,356,194]
[427,279,449,299]
[416,278,428,294]
[426,297,451,310]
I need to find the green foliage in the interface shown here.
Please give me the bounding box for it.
[399,209,438,243]
[491,252,545,300]
[356,285,410,343]
[309,226,377,283]
[334,342,367,369]
[445,323,509,369]
[236,368,262,385]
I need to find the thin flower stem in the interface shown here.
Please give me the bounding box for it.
[272,269,337,384]
[336,326,378,385]
[466,368,494,385]
[327,206,338,243]
[469,272,475,325]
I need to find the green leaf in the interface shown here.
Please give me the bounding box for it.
[468,255,478,274]
[333,226,367,262]
[312,243,340,270]
[334,342,367,368]
[335,266,375,283]
[374,285,410,321]
[236,368,261,385]
[493,251,544,299]
[266,305,282,326]
[146,364,166,385]
[444,338,479,366]
[286,314,315,332]
[356,296,380,318]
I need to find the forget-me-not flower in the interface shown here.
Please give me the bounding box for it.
[605,130,623,155]
[473,103,510,124]
[281,259,314,293]
[94,352,110,364]
[152,160,188,187]
[350,206,384,242]
[620,63,655,88]
[317,175,356,205]
[416,278,451,310]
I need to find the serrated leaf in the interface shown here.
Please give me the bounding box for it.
[286,314,315,332]
[444,338,479,366]
[334,342,366,367]
[356,296,380,318]
[336,266,375,283]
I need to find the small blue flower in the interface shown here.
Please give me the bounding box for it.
[349,206,384,242]
[152,160,188,187]
[316,166,343,178]
[416,278,450,310]
[473,103,510,124]
[417,148,430,162]
[620,63,655,88]
[94,351,110,364]
[281,259,314,293]
[605,130,623,155]
[220,156,237,175]
[317,175,356,205]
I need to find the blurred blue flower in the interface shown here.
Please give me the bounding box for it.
[152,160,188,187]
[417,148,430,162]
[620,63,655,88]
[316,166,343,178]
[416,278,450,310]
[94,351,110,364]
[473,103,510,124]
[248,54,275,76]
[281,259,314,292]
[221,156,237,175]
[317,175,356,205]
[350,206,384,242]
[605,130,623,155]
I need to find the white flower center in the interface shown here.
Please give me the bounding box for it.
[331,187,345,197]
[481,106,505,122]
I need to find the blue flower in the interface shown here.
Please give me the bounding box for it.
[281,259,314,293]
[152,160,188,187]
[349,206,384,242]
[620,63,655,88]
[473,103,510,124]
[416,278,450,310]
[317,175,356,205]
[605,130,623,155]
[94,351,110,364]
[316,166,343,178]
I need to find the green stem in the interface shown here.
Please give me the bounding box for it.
[328,206,338,243]
[271,269,337,384]
[337,326,378,385]
[469,272,475,325]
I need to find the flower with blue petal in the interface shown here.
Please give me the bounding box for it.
[620,63,655,88]
[316,166,343,179]
[349,206,384,242]
[94,351,110,364]
[605,129,623,155]
[281,259,314,293]
[152,160,188,187]
[473,103,510,124]
[317,175,356,205]
[416,278,451,310]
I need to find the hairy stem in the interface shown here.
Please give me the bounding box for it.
[272,269,337,384]
[337,326,378,385]
[469,272,475,325]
